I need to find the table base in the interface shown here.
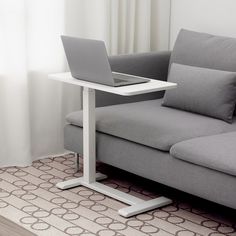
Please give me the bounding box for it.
[56,173,172,218]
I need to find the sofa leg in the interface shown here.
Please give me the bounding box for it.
[76,153,80,171]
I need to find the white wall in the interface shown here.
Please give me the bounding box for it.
[170,0,236,48]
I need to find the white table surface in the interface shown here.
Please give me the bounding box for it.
[49,72,177,96]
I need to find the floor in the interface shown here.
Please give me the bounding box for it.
[0,153,235,236]
[0,215,36,236]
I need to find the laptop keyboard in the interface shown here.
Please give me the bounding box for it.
[113,73,131,83]
[114,78,127,83]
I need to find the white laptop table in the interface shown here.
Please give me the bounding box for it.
[48,72,177,217]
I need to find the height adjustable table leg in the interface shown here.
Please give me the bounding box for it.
[56,86,172,217]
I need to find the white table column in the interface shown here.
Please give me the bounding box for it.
[83,87,96,183]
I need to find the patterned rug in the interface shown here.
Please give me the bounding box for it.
[0,153,235,236]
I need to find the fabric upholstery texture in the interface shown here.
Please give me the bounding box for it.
[169,29,236,115]
[170,131,236,176]
[64,124,236,209]
[169,29,236,72]
[66,99,236,151]
[163,63,236,123]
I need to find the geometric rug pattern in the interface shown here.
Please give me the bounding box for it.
[0,153,235,236]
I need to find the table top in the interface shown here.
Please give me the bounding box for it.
[48,72,177,96]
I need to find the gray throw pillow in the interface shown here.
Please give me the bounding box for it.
[162,63,236,123]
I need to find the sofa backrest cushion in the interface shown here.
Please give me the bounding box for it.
[163,63,236,123]
[169,29,236,72]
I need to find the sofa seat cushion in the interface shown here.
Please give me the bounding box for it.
[170,132,236,176]
[66,99,236,151]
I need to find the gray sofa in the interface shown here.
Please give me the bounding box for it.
[64,29,236,209]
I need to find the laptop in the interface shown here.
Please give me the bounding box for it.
[61,36,150,87]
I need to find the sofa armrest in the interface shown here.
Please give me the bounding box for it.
[96,51,171,107]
